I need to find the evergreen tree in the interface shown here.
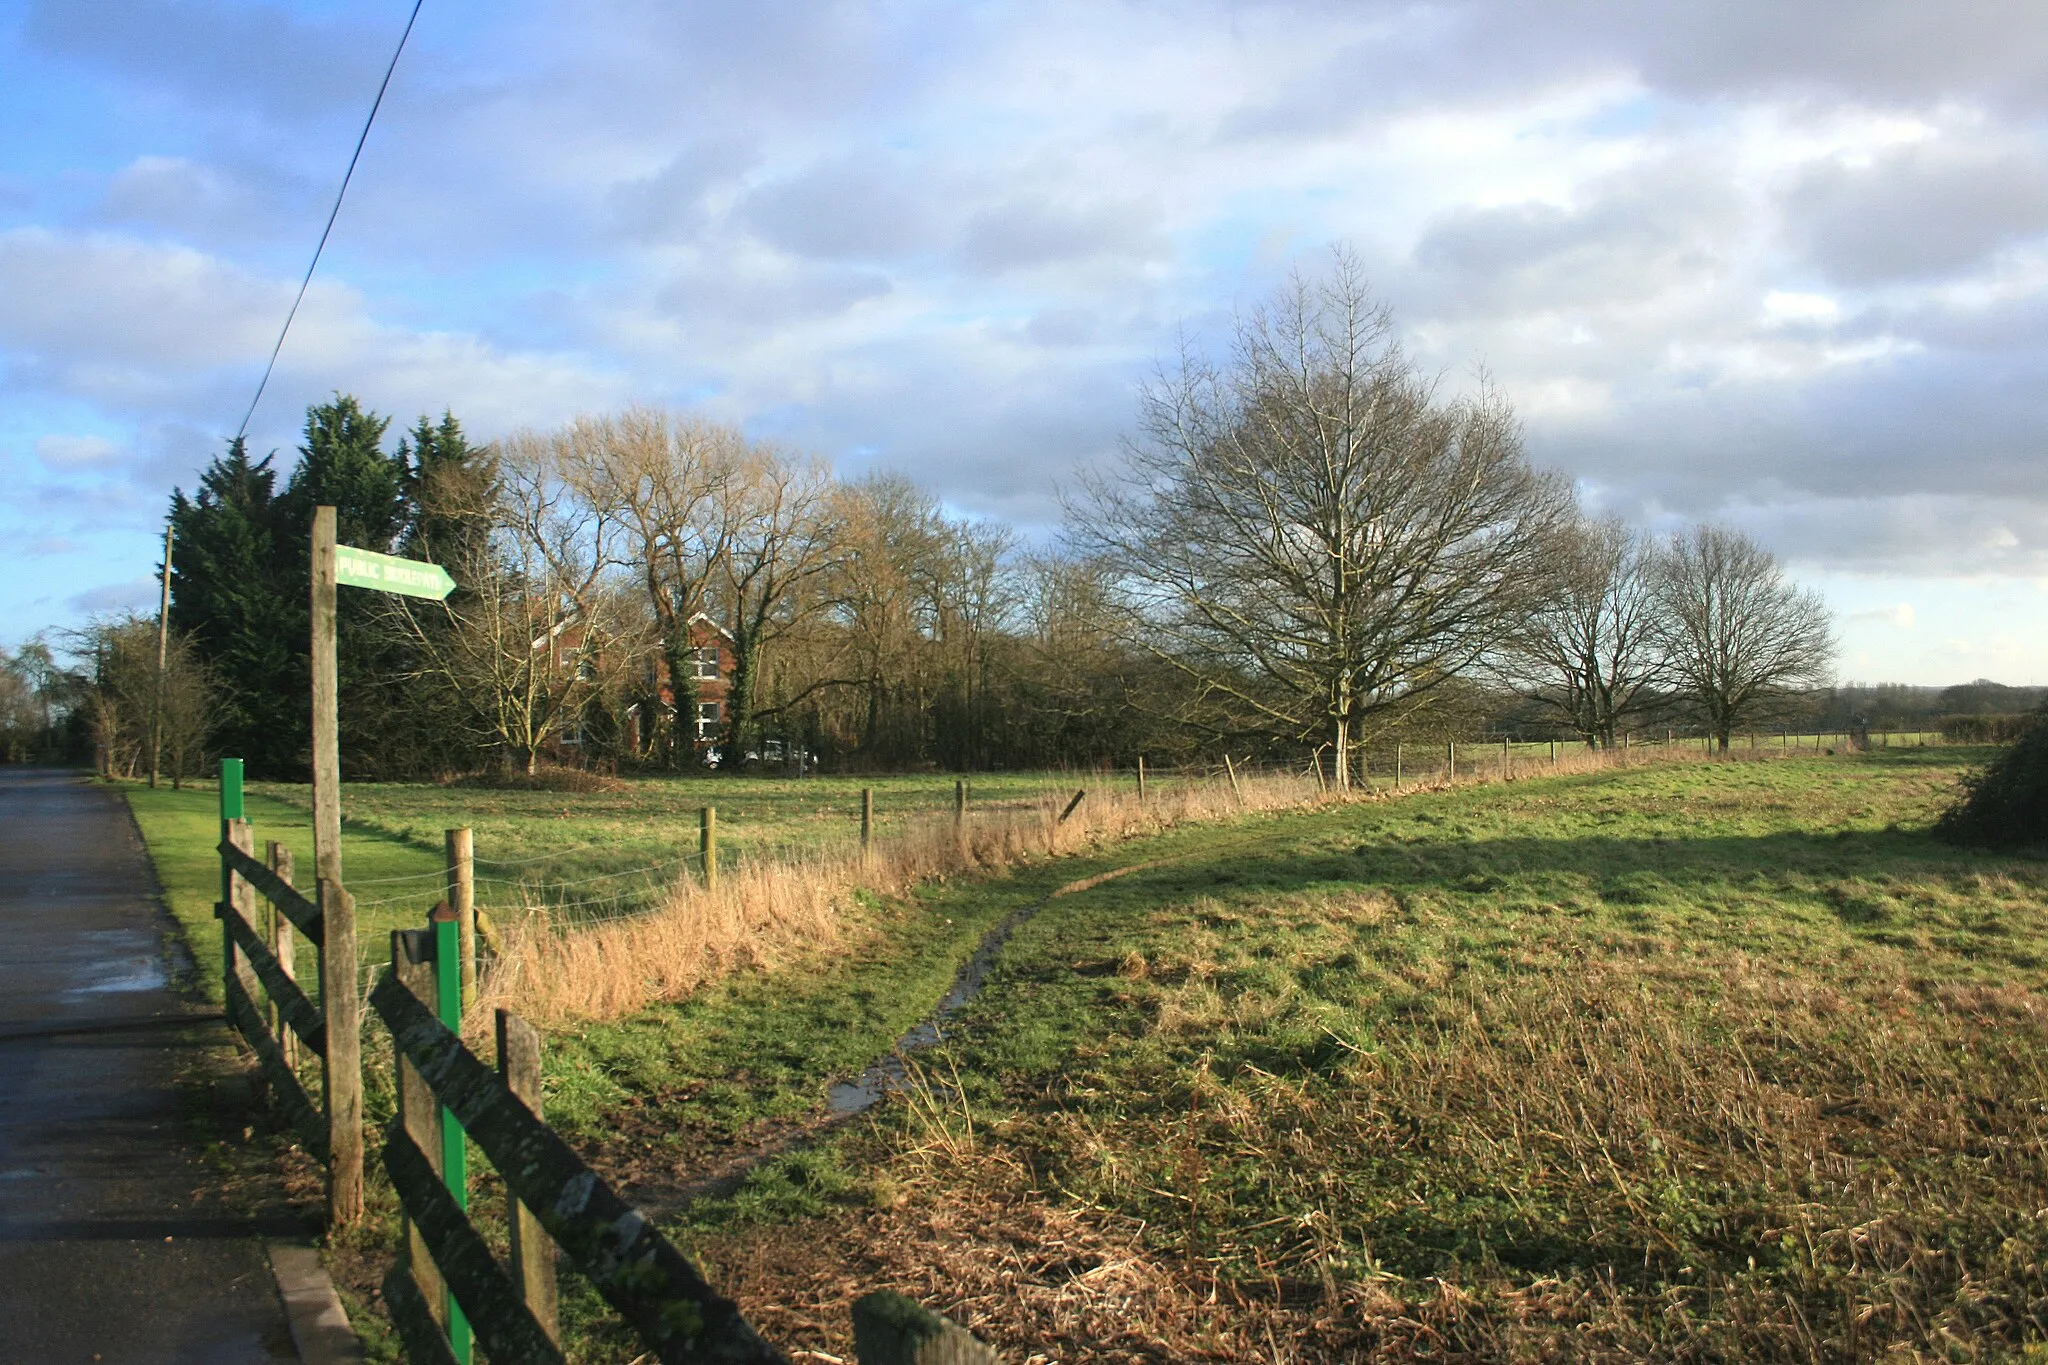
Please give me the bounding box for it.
[168,438,301,775]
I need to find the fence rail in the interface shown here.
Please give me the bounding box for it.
[214,759,356,1194]
[373,907,995,1364]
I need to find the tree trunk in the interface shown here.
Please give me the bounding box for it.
[1332,714,1351,792]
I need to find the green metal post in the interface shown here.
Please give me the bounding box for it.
[218,758,244,894]
[219,760,244,1000]
[432,904,472,1363]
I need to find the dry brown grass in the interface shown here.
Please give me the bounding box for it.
[480,742,1720,1025]
[695,950,2048,1363]
[479,767,1326,1023]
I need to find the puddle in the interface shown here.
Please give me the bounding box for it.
[826,891,1054,1115]
[72,955,169,997]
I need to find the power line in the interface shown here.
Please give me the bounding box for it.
[234,0,427,444]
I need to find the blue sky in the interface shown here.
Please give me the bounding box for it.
[4,0,2045,683]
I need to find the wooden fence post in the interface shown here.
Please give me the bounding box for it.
[225,818,261,1014]
[497,1009,559,1345]
[391,926,448,1332]
[267,840,298,1067]
[445,829,476,1007]
[1136,755,1146,803]
[1059,790,1087,823]
[1446,740,1454,782]
[851,1291,998,1365]
[860,788,873,862]
[1394,741,1402,788]
[700,808,718,894]
[1222,753,1243,803]
[320,876,363,1227]
[1501,736,1510,780]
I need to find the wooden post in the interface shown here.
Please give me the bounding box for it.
[446,828,475,1007]
[225,818,261,1009]
[390,927,446,1331]
[1549,739,1557,767]
[954,779,966,824]
[497,1009,558,1345]
[1135,755,1146,803]
[1501,736,1510,780]
[1310,752,1325,794]
[268,840,298,1067]
[1394,741,1402,788]
[150,522,172,789]
[1223,753,1243,803]
[700,807,718,894]
[1058,789,1087,823]
[1446,740,1454,782]
[310,507,361,1226]
[319,877,362,1226]
[860,788,873,862]
[852,1291,998,1365]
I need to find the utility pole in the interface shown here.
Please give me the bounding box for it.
[149,523,173,788]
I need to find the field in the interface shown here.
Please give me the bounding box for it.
[127,747,2048,1361]
[124,768,1178,999]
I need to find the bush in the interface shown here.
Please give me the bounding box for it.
[1936,707,2048,847]
[447,765,628,794]
[1938,712,2038,743]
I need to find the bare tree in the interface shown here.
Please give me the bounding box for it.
[1655,523,1835,751]
[714,448,840,761]
[1067,252,1573,787]
[558,409,740,766]
[393,430,620,773]
[1515,515,1666,747]
[67,616,213,780]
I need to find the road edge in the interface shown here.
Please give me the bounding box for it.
[269,1242,366,1364]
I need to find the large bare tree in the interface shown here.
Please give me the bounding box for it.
[1515,515,1666,747]
[1655,523,1835,751]
[557,409,740,766]
[1068,253,1572,787]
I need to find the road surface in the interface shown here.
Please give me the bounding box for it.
[0,768,300,1363]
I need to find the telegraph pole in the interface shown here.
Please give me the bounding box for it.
[149,523,173,788]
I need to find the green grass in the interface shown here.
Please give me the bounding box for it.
[124,781,446,1002]
[129,750,2048,1360]
[672,750,2048,1361]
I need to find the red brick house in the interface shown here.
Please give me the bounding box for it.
[543,611,735,761]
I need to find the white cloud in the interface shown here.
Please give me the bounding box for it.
[35,435,118,469]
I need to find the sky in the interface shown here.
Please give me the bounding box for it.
[2,0,2044,685]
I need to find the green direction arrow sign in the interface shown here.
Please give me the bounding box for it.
[334,545,455,600]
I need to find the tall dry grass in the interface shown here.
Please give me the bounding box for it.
[479,744,1723,1025]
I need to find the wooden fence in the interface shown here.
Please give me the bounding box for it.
[215,757,362,1222]
[373,905,999,1364]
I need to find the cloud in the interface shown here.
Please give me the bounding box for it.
[23,0,391,122]
[1849,602,1916,628]
[65,578,155,616]
[1784,139,2048,285]
[36,435,118,469]
[26,537,76,557]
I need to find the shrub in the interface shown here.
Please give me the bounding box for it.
[1938,712,2038,744]
[448,765,628,794]
[1936,707,2048,847]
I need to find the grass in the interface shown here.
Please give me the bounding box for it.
[663,750,2048,1362]
[126,747,2046,1361]
[125,781,446,1002]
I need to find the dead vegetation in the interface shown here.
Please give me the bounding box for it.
[482,744,1708,1024]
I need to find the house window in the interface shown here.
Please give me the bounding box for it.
[696,701,722,740]
[691,646,721,680]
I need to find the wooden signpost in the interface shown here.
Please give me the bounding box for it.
[311,506,455,1226]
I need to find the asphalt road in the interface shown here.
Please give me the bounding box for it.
[0,769,299,1364]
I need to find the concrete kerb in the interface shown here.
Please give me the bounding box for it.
[268,1242,365,1364]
